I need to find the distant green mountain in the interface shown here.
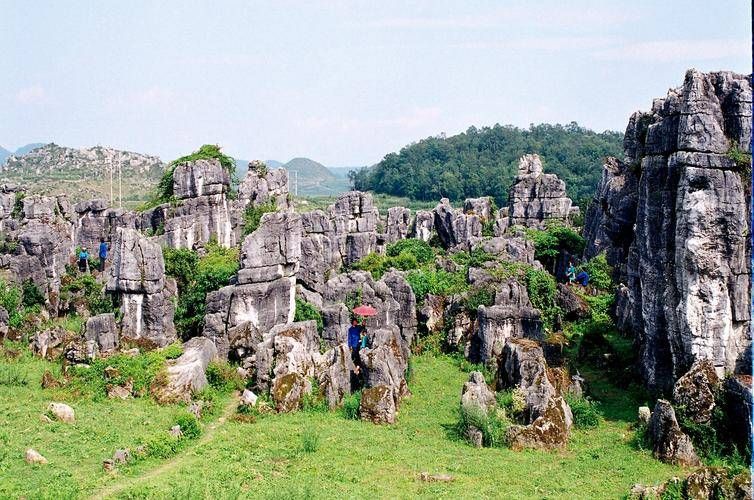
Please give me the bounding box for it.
[283,157,351,196]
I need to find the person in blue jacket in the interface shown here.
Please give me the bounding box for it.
[347,318,364,375]
[576,270,590,287]
[98,237,108,272]
[78,247,89,273]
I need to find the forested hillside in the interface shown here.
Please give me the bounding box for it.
[351,123,623,205]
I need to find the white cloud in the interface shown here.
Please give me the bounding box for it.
[592,39,750,62]
[450,36,617,52]
[15,85,46,104]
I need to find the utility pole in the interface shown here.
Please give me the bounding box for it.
[109,159,113,205]
[118,162,122,208]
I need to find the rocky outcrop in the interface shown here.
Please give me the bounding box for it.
[432,198,481,249]
[329,191,379,266]
[582,157,639,282]
[298,210,340,294]
[255,320,320,398]
[152,337,217,404]
[497,338,573,450]
[237,160,291,212]
[107,228,176,347]
[385,207,411,243]
[647,399,701,466]
[84,313,118,355]
[596,70,752,392]
[468,279,543,366]
[723,375,752,452]
[413,210,434,241]
[507,154,574,228]
[74,200,137,255]
[203,212,301,359]
[460,371,496,447]
[672,359,720,424]
[317,344,355,408]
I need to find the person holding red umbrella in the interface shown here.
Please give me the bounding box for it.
[348,304,378,381]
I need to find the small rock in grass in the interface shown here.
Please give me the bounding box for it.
[638,406,651,424]
[236,367,249,379]
[25,448,48,465]
[47,402,75,423]
[102,459,115,472]
[103,366,120,379]
[122,348,139,357]
[420,472,454,482]
[113,449,131,464]
[188,401,203,419]
[40,370,60,389]
[169,425,183,437]
[240,389,258,406]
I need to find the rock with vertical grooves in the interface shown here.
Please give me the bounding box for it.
[507,154,574,228]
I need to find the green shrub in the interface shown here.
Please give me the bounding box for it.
[405,268,467,301]
[464,286,495,313]
[385,239,435,264]
[205,361,245,392]
[60,273,115,316]
[0,279,23,329]
[11,192,25,219]
[301,428,320,453]
[456,403,508,448]
[564,394,602,429]
[173,241,239,339]
[21,279,45,308]
[524,223,585,271]
[496,388,526,422]
[580,253,613,291]
[342,391,362,420]
[242,200,278,236]
[301,379,329,413]
[175,413,202,440]
[352,250,421,280]
[163,248,199,288]
[456,358,494,386]
[145,433,182,459]
[524,268,560,330]
[450,247,493,268]
[68,342,183,400]
[294,298,323,333]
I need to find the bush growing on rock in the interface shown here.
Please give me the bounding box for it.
[0,279,23,329]
[242,200,278,236]
[21,279,45,309]
[385,239,435,264]
[60,273,115,316]
[175,413,201,440]
[524,267,560,330]
[456,402,508,448]
[351,250,420,279]
[167,241,240,339]
[205,361,245,392]
[294,299,323,333]
[405,268,467,301]
[523,223,585,272]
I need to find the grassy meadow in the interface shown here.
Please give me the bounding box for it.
[1,344,682,499]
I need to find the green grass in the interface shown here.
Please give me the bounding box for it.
[0,341,682,499]
[106,355,678,499]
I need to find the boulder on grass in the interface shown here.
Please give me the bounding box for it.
[359,385,397,424]
[505,396,572,451]
[271,372,311,413]
[647,399,701,466]
[672,359,720,425]
[25,448,48,465]
[47,402,75,423]
[151,338,217,404]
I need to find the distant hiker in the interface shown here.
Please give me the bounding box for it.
[78,247,89,273]
[576,270,589,287]
[98,237,108,272]
[347,318,364,375]
[566,261,577,284]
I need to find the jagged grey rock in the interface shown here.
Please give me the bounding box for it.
[432,198,481,249]
[413,210,434,242]
[317,343,354,408]
[672,359,720,424]
[497,339,558,424]
[237,160,291,212]
[647,399,701,466]
[152,337,217,404]
[107,228,176,347]
[508,154,574,228]
[329,191,379,266]
[600,70,753,392]
[47,402,75,423]
[84,313,118,354]
[385,207,411,243]
[582,157,639,283]
[461,371,496,411]
[468,280,543,366]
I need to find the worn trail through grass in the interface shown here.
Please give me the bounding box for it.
[91,395,240,500]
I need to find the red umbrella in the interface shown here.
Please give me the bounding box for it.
[352,304,378,317]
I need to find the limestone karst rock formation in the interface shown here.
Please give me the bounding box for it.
[106,227,176,347]
[507,154,575,228]
[202,211,302,359]
[584,69,752,391]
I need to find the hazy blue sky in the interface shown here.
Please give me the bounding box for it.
[2,1,749,165]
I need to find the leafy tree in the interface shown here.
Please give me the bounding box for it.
[351,122,622,205]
